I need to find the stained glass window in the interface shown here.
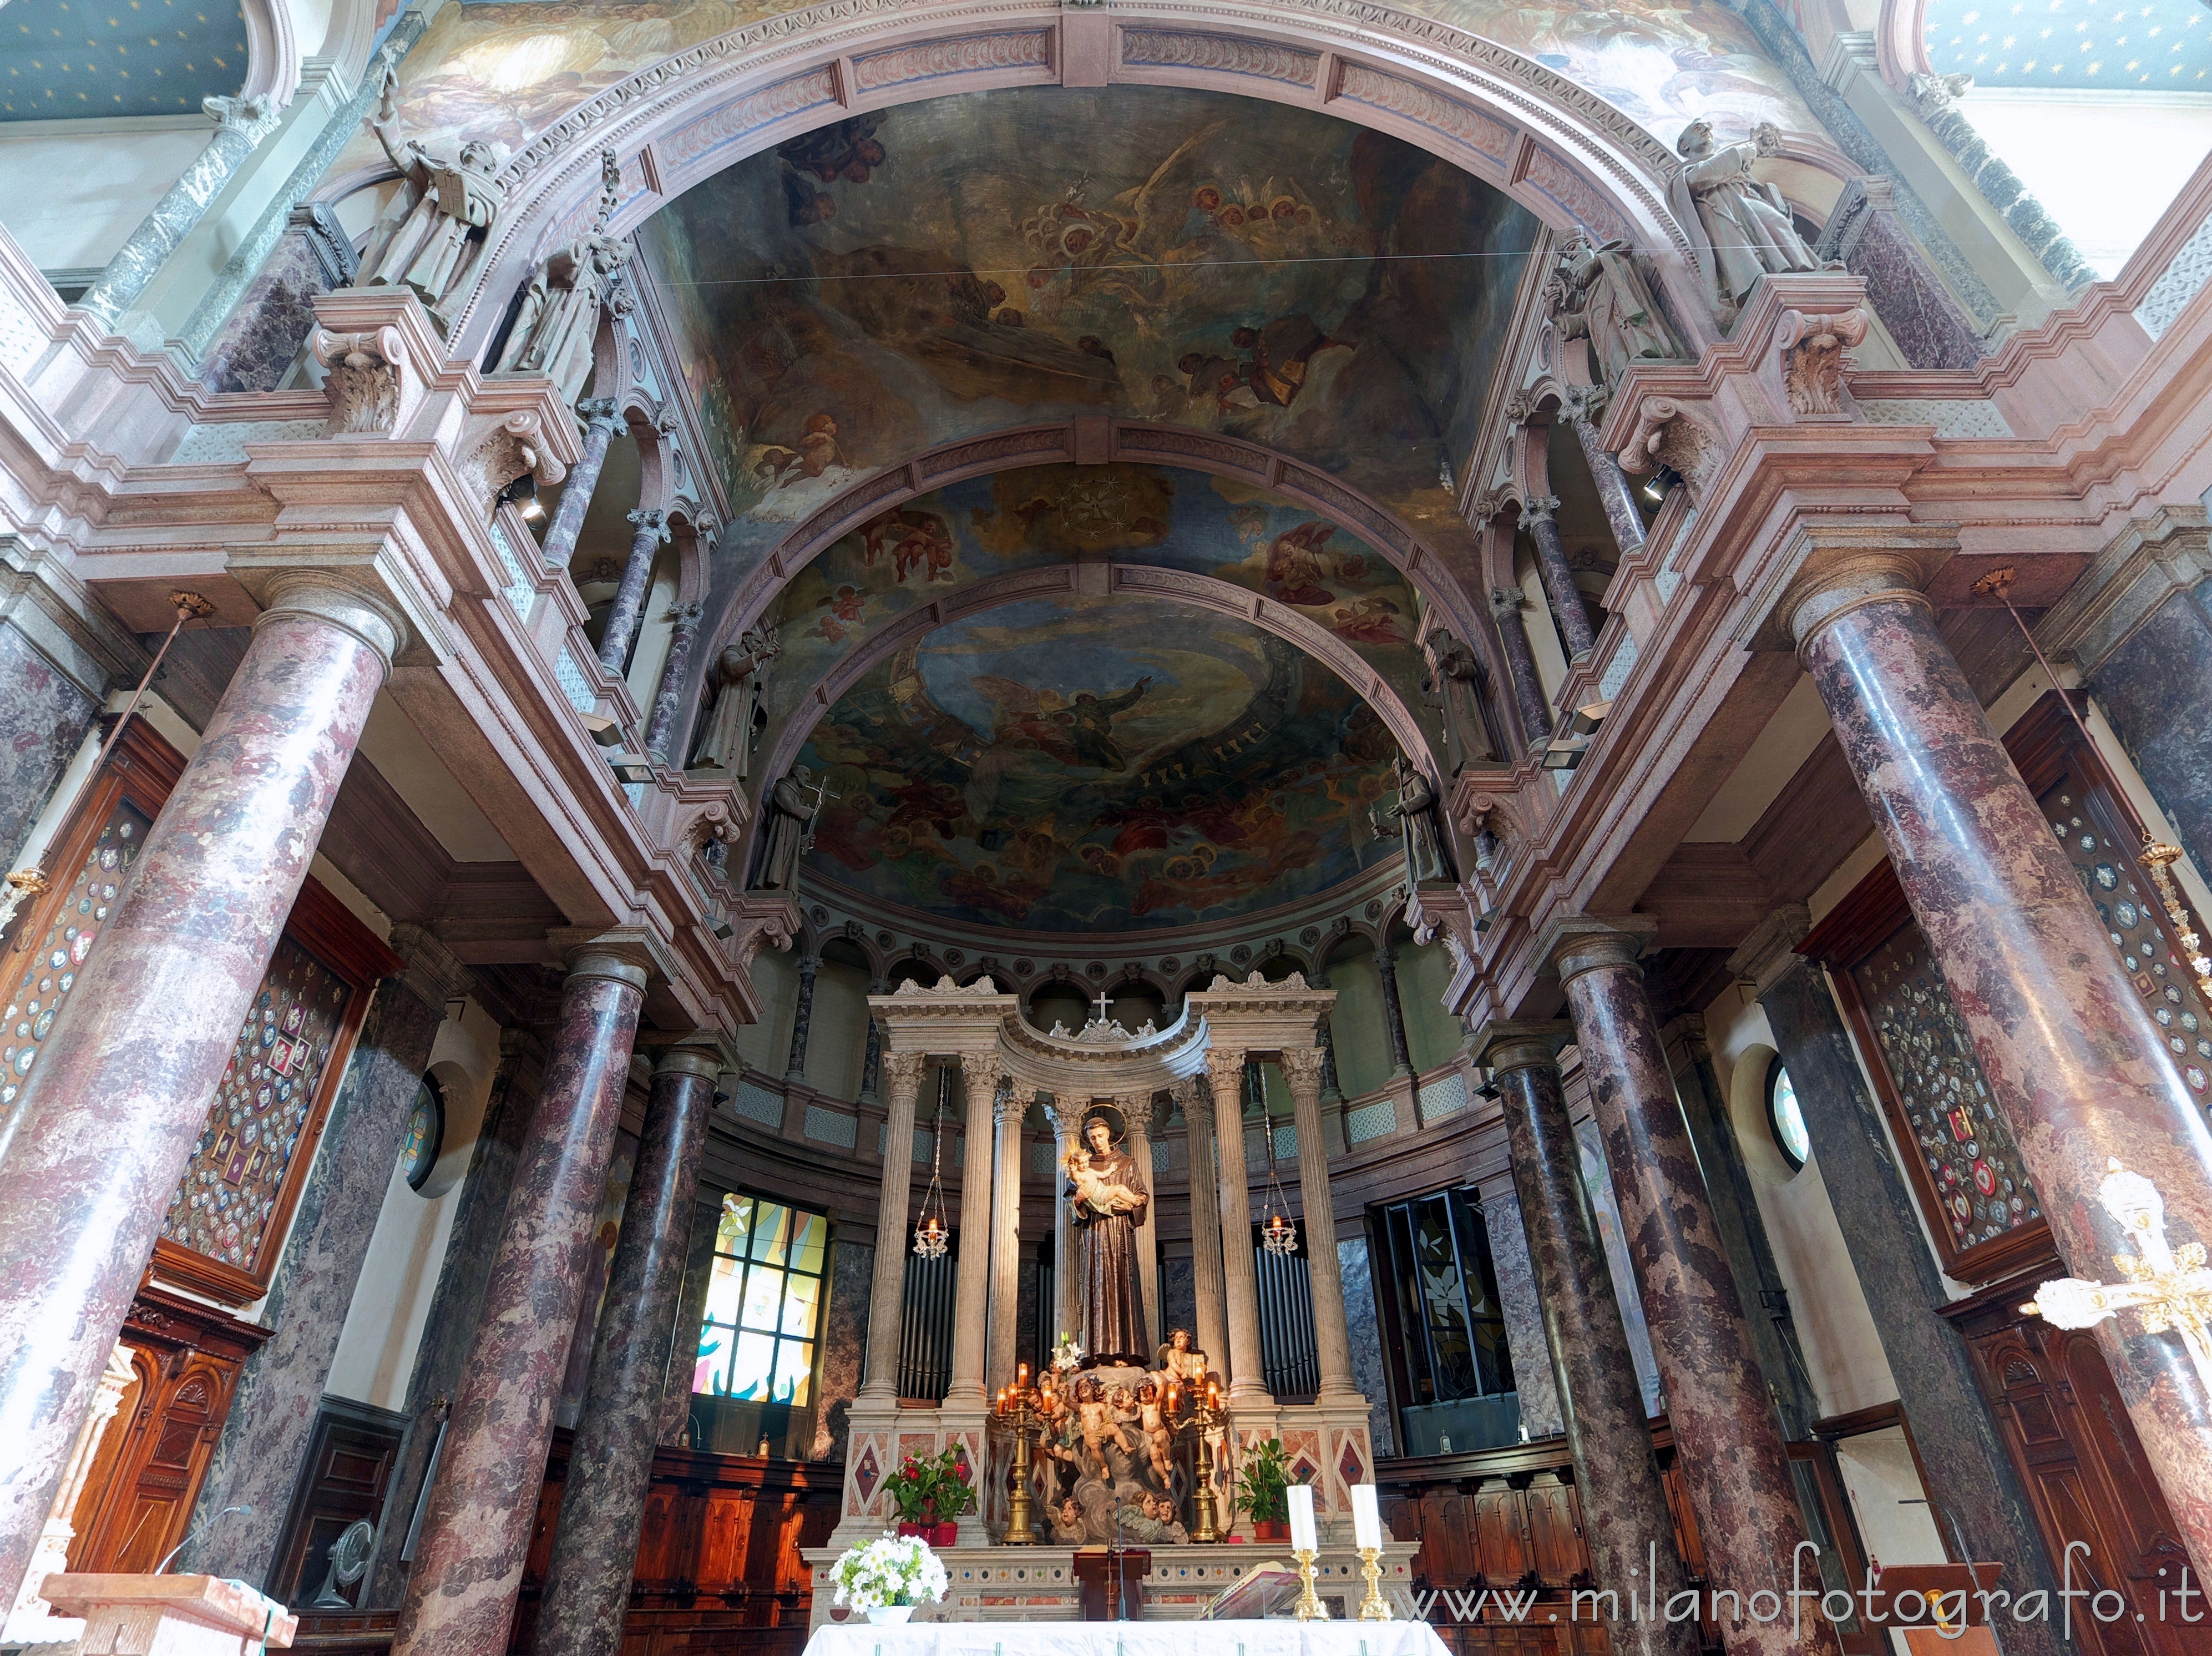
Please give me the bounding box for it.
[1766,1061,1810,1171]
[402,1074,444,1192]
[694,1194,828,1405]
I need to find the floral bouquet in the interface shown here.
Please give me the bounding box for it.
[829,1532,950,1623]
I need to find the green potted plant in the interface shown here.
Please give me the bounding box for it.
[1234,1437,1300,1542]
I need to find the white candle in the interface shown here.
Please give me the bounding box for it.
[1351,1485,1383,1551]
[1287,1483,1318,1553]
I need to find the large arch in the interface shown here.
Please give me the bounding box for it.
[437,0,1716,360]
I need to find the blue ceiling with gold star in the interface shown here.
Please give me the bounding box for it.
[1,0,247,122]
[1926,0,2212,89]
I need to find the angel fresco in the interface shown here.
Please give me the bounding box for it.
[859,508,956,584]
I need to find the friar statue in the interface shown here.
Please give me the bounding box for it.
[1385,754,1455,885]
[1668,119,1820,314]
[1422,628,1497,774]
[356,62,505,320]
[1549,233,1682,383]
[751,763,817,891]
[1064,1109,1150,1366]
[494,150,631,406]
[689,624,781,776]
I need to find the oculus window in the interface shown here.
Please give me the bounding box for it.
[1766,1059,1810,1173]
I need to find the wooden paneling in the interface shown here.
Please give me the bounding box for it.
[270,1398,407,1608]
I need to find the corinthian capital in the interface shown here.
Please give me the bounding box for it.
[1278,1049,1327,1097]
[879,1051,927,1103]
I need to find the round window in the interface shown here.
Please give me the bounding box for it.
[401,1073,444,1192]
[1766,1059,1809,1172]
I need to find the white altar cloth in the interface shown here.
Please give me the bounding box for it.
[804,1621,1451,1656]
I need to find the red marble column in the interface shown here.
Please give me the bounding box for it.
[391,940,647,1656]
[1521,494,1597,660]
[0,575,397,1608]
[1491,588,1554,745]
[642,598,702,763]
[538,399,619,570]
[597,508,666,675]
[1553,923,1839,1656]
[1792,556,2212,1578]
[534,1040,717,1656]
[1476,1022,1699,1656]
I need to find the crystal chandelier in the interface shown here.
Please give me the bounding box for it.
[1253,1061,1299,1258]
[913,1063,951,1259]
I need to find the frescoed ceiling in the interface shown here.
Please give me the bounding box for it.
[1,0,249,120]
[794,594,1403,932]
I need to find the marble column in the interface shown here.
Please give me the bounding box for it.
[1478,1185,1564,1438]
[1568,416,1648,563]
[1119,1093,1162,1352]
[1044,1096,1085,1345]
[1792,556,2212,1578]
[945,1058,993,1404]
[391,938,648,1656]
[857,986,887,1105]
[1734,913,2067,1656]
[642,600,702,763]
[77,94,276,327]
[1281,1051,1357,1402]
[183,927,463,1584]
[0,574,397,1609]
[1177,1078,1232,1384]
[857,1052,926,1401]
[986,1078,1026,1395]
[1477,1023,1698,1656]
[539,401,619,570]
[1492,588,1553,745]
[660,1193,721,1445]
[783,953,821,1084]
[535,1042,717,1656]
[1553,924,1838,1656]
[598,509,667,675]
[1372,947,1415,1079]
[1520,494,1596,660]
[1205,1050,1268,1402]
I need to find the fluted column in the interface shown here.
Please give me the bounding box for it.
[946,1057,993,1404]
[393,937,648,1656]
[0,575,397,1607]
[858,1052,927,1401]
[986,1075,1026,1395]
[1491,588,1553,745]
[1372,946,1414,1078]
[1477,1023,1698,1656]
[642,599,703,763]
[1791,554,2212,1578]
[540,400,619,569]
[598,507,666,675]
[1177,1078,1232,1383]
[1553,922,1838,1656]
[1119,1093,1162,1354]
[1520,494,1596,660]
[1205,1049,1268,1402]
[783,952,821,1084]
[535,1041,717,1656]
[1044,1095,1085,1345]
[1281,1051,1356,1402]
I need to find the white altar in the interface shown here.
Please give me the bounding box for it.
[803,1615,1450,1656]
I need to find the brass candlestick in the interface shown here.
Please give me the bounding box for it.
[1003,1408,1038,1546]
[990,1372,1049,1546]
[1292,1548,1328,1620]
[1171,1386,1226,1543]
[1356,1547,1391,1620]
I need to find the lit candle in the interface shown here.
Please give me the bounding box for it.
[1018,1362,1029,1387]
[1351,1485,1383,1551]
[1288,1484,1318,1553]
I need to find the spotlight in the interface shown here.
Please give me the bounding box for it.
[609,752,655,784]
[495,471,543,521]
[1637,463,1680,508]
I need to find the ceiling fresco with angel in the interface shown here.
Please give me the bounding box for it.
[635,85,1542,579]
[749,461,1432,777]
[793,595,1403,932]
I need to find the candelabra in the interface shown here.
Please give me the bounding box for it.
[1292,1549,1327,1620]
[1168,1379,1227,1543]
[989,1364,1052,1546]
[1356,1548,1391,1619]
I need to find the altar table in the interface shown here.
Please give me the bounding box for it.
[803,1620,1452,1656]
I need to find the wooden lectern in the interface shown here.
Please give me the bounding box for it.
[1072,1546,1149,1621]
[1877,1562,2003,1656]
[39,1574,296,1653]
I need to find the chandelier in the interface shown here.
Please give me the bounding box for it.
[913,1063,951,1259]
[1253,1061,1299,1258]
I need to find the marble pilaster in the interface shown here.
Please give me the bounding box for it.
[0,622,98,872]
[857,982,887,1104]
[0,575,396,1609]
[2086,577,2212,883]
[1120,1093,1162,1352]
[1491,588,1552,745]
[642,601,702,763]
[1282,1051,1357,1402]
[1554,926,1837,1656]
[1372,947,1415,1078]
[858,1053,925,1400]
[946,1058,993,1405]
[1336,1236,1395,1456]
[598,509,666,675]
[1478,1023,1697,1656]
[1177,1078,1232,1385]
[183,930,460,1584]
[539,401,619,570]
[986,1080,1026,1395]
[1520,494,1596,660]
[1480,1185,1565,1438]
[783,953,821,1084]
[813,1238,872,1461]
[661,1193,721,1446]
[195,204,357,394]
[1793,558,2212,1579]
[391,940,648,1656]
[1205,1049,1268,1402]
[535,1042,717,1656]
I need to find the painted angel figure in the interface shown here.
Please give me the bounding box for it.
[1668,119,1820,314]
[356,62,505,317]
